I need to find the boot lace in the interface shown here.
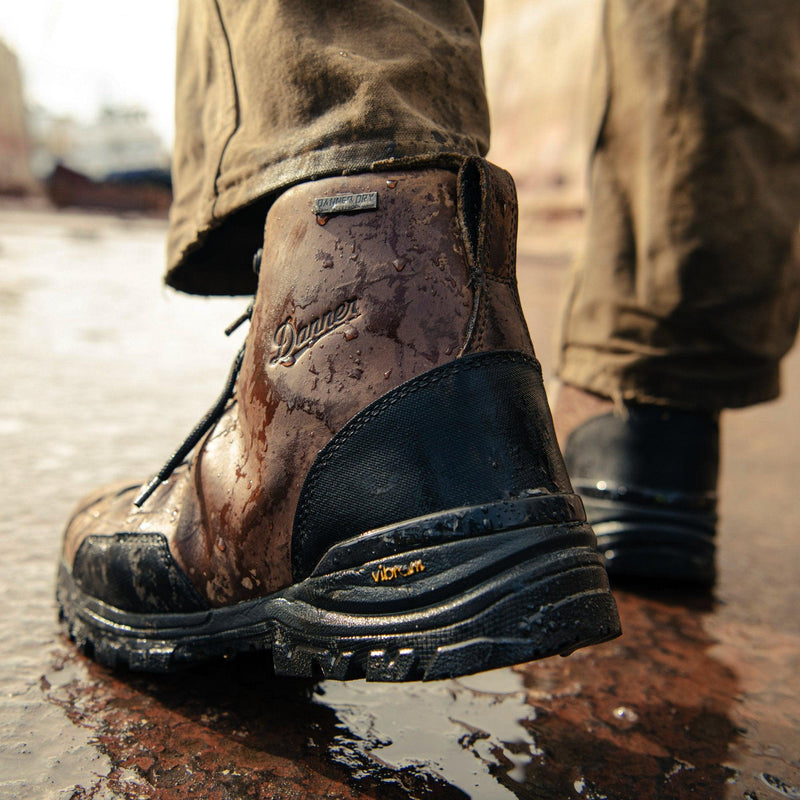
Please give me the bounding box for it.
[133,300,254,508]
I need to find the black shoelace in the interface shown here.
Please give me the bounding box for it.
[133,300,254,508]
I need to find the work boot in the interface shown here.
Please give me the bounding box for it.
[556,385,719,586]
[57,158,621,681]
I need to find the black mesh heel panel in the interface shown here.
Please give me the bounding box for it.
[292,350,571,580]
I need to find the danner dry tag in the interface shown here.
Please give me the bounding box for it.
[313,192,378,216]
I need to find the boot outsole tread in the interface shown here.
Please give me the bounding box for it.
[584,495,716,585]
[57,555,621,682]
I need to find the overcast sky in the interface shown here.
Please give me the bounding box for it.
[1,1,178,147]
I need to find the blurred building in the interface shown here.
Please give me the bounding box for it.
[29,105,170,182]
[27,106,172,214]
[0,39,38,195]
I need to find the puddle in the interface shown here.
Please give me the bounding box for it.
[319,668,535,798]
[16,584,795,799]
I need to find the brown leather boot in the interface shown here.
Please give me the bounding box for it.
[57,158,621,681]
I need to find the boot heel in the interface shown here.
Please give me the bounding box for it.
[274,501,621,680]
[583,494,717,584]
[274,555,620,681]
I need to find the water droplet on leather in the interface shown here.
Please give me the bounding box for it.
[384,369,392,380]
[343,327,358,341]
[612,706,639,724]
[321,256,334,269]
[393,259,405,272]
[316,215,328,226]
[386,179,397,189]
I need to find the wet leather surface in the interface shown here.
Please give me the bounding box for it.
[174,169,475,605]
[63,161,542,607]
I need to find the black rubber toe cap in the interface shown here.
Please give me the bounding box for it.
[71,533,208,613]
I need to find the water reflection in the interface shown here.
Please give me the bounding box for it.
[320,669,534,799]
[42,587,788,799]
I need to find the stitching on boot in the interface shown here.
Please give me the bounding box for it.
[294,351,543,542]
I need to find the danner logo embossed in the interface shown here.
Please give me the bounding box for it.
[271,298,360,366]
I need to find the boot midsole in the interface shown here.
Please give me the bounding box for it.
[57,521,605,641]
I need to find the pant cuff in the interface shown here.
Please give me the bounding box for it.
[165,142,477,296]
[557,345,781,410]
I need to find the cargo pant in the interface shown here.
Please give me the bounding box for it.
[166,0,800,411]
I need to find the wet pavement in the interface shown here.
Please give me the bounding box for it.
[0,203,798,800]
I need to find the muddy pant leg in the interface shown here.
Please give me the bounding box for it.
[558,0,800,410]
[166,0,489,295]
